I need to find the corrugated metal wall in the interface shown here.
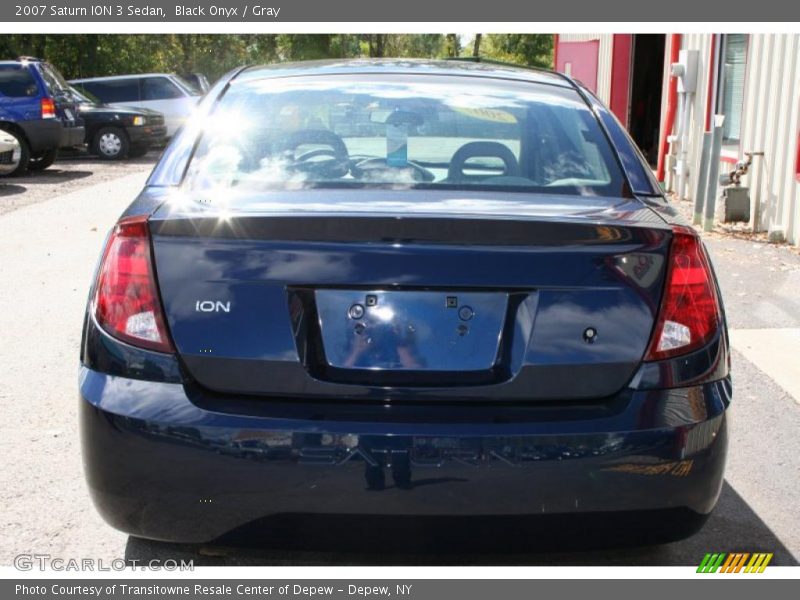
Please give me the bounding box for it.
[558,33,613,103]
[557,33,800,245]
[664,34,800,245]
[665,34,715,201]
[740,35,800,244]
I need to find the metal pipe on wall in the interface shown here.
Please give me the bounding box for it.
[704,115,726,231]
[694,131,713,224]
[657,34,682,183]
[675,92,692,199]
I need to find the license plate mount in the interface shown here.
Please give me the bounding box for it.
[314,289,509,373]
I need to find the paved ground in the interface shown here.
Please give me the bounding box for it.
[0,150,156,217]
[0,164,798,567]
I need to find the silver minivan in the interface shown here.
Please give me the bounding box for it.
[69,73,200,137]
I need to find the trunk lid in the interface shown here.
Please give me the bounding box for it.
[149,190,671,402]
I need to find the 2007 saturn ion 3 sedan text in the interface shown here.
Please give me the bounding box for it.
[80,60,730,549]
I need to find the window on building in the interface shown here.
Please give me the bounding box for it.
[716,34,748,145]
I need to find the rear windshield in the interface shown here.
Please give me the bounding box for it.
[184,74,626,196]
[0,65,39,97]
[37,62,71,96]
[69,85,98,104]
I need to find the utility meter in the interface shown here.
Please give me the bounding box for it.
[671,49,699,93]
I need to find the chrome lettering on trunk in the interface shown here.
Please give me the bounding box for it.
[195,301,230,313]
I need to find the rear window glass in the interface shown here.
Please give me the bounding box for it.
[38,62,70,96]
[69,85,98,104]
[184,74,626,197]
[0,65,39,98]
[80,79,140,103]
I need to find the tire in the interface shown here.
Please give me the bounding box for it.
[0,127,31,177]
[27,148,58,172]
[91,127,129,160]
[127,143,149,158]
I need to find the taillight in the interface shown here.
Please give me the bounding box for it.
[41,98,56,119]
[644,226,721,361]
[94,215,174,353]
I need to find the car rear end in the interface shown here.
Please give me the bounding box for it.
[28,59,84,148]
[79,64,730,546]
[0,59,84,174]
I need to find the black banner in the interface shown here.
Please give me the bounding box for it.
[4,579,797,600]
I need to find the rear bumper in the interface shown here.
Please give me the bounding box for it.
[18,119,62,151]
[19,119,84,150]
[79,366,729,544]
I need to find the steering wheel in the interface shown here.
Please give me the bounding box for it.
[351,157,435,183]
[295,147,340,162]
[279,129,350,179]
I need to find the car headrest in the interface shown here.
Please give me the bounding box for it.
[448,141,520,181]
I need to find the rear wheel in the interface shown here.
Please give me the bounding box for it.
[27,148,58,171]
[92,127,129,160]
[0,127,31,176]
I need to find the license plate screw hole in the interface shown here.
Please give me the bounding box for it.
[458,305,474,321]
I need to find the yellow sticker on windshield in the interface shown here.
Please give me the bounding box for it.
[451,106,518,124]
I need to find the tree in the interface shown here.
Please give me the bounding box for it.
[482,34,553,68]
[444,34,460,58]
[367,34,386,58]
[472,34,482,58]
[0,34,486,83]
[275,34,335,61]
[386,34,445,58]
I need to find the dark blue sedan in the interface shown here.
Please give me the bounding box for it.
[80,60,729,548]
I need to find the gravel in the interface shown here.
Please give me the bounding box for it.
[0,150,158,217]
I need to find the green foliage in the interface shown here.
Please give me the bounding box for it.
[0,34,554,83]
[444,34,460,58]
[479,34,554,69]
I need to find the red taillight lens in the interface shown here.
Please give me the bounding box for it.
[41,98,56,119]
[94,216,174,353]
[644,227,721,361]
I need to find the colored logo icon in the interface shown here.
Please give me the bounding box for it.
[697,553,773,573]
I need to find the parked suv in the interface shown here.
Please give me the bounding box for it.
[70,73,200,137]
[68,86,167,160]
[0,57,85,176]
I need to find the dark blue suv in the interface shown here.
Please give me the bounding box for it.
[0,57,84,176]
